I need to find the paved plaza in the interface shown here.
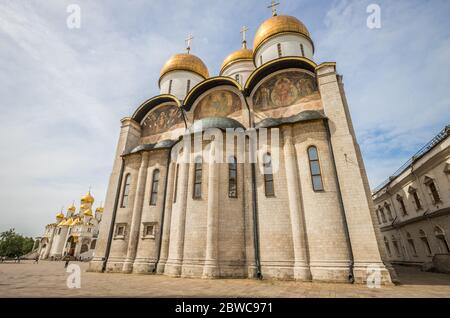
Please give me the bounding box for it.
[0,261,449,298]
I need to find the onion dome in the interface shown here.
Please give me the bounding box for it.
[160,53,209,81]
[220,47,253,74]
[56,211,64,220]
[68,204,76,213]
[253,15,312,54]
[95,207,104,214]
[81,191,94,204]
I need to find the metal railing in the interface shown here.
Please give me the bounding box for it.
[372,125,450,195]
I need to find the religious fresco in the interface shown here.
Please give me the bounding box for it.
[142,104,184,136]
[194,90,242,120]
[253,71,318,111]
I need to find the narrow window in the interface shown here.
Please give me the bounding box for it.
[397,195,408,216]
[384,237,392,257]
[379,207,387,223]
[260,55,263,66]
[173,164,179,203]
[300,43,305,57]
[235,74,240,84]
[168,79,173,95]
[58,228,62,235]
[385,203,393,221]
[263,153,275,197]
[143,223,156,238]
[277,43,282,57]
[419,230,432,256]
[392,236,401,256]
[186,79,191,96]
[120,174,131,208]
[409,187,422,210]
[115,224,126,238]
[308,146,324,191]
[150,169,160,206]
[228,156,238,198]
[428,181,441,204]
[406,233,417,256]
[193,157,203,199]
[376,210,381,224]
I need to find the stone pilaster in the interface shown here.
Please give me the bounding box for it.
[283,126,311,281]
[156,161,175,274]
[123,152,150,273]
[202,139,220,278]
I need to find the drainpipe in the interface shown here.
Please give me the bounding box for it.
[153,143,177,272]
[102,158,125,273]
[324,120,355,283]
[250,160,262,279]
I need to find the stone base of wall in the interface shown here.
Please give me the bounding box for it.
[87,258,104,273]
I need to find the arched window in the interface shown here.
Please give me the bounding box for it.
[300,43,305,57]
[186,79,191,96]
[168,79,173,95]
[384,203,393,221]
[376,210,381,224]
[424,177,441,204]
[384,237,392,257]
[277,43,282,57]
[408,186,422,210]
[173,164,179,203]
[406,232,418,256]
[150,169,160,206]
[396,194,408,216]
[379,207,387,223]
[308,146,324,191]
[263,153,275,197]
[193,157,203,199]
[419,230,432,256]
[434,226,450,253]
[228,156,238,198]
[392,235,401,256]
[121,174,131,208]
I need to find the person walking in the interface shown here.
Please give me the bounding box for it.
[34,255,39,264]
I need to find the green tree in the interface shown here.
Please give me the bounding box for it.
[0,229,35,258]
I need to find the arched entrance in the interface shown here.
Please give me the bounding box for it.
[66,236,77,257]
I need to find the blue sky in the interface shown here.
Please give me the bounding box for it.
[0,0,449,237]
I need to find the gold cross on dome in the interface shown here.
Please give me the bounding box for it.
[240,26,249,48]
[268,0,280,16]
[185,34,194,54]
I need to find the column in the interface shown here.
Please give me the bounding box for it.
[122,152,150,273]
[202,139,220,278]
[156,161,175,274]
[283,127,311,280]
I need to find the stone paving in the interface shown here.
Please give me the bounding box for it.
[0,261,449,298]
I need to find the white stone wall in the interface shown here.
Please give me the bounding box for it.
[160,71,204,100]
[221,61,255,86]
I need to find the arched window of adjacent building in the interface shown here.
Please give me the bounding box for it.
[408,186,422,210]
[120,174,131,208]
[419,230,432,256]
[300,43,305,57]
[277,43,282,57]
[263,153,275,197]
[379,206,387,223]
[150,169,160,206]
[173,164,179,203]
[168,79,173,95]
[228,156,238,198]
[193,156,203,199]
[384,237,392,257]
[396,194,408,216]
[424,176,441,204]
[384,203,393,221]
[376,210,381,224]
[434,226,450,253]
[392,235,401,256]
[406,232,418,256]
[308,146,324,191]
[186,79,191,96]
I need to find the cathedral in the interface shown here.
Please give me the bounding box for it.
[89,4,395,284]
[36,191,103,260]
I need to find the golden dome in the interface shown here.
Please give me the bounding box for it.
[95,207,104,214]
[56,212,65,220]
[253,15,312,54]
[68,204,76,213]
[81,191,94,204]
[220,47,254,74]
[84,209,93,217]
[160,53,209,81]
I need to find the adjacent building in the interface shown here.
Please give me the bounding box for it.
[372,126,450,265]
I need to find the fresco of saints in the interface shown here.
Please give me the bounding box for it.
[296,77,316,98]
[271,77,299,107]
[194,90,241,119]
